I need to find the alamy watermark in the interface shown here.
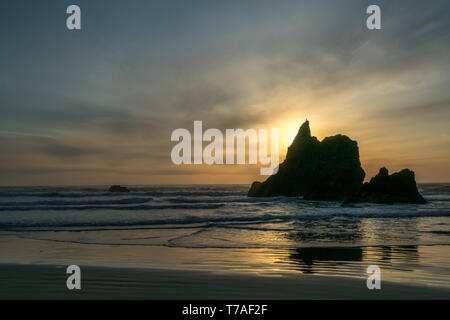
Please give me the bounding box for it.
[66,265,81,290]
[366,5,381,30]
[64,5,381,31]
[66,5,81,30]
[366,265,381,290]
[171,121,279,175]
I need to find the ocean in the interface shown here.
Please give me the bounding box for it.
[0,184,449,289]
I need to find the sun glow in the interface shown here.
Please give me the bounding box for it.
[274,116,329,158]
[288,129,298,145]
[278,119,307,153]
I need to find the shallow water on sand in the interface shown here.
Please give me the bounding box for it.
[0,184,449,288]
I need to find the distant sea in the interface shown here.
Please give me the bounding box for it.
[0,184,449,288]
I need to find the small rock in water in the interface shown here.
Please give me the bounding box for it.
[108,185,130,193]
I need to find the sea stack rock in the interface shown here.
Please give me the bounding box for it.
[343,168,426,204]
[248,120,365,200]
[108,185,130,193]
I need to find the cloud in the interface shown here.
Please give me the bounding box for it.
[0,0,449,184]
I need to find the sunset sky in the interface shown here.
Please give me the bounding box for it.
[1,0,449,185]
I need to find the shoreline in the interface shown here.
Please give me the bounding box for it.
[1,263,449,299]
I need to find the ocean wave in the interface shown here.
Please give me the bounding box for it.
[423,195,450,202]
[164,197,273,204]
[424,230,450,236]
[0,197,152,207]
[0,190,247,198]
[1,209,449,230]
[9,234,450,250]
[419,184,450,194]
[0,191,124,198]
[0,203,225,212]
[0,214,289,229]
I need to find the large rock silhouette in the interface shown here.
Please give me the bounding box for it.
[343,167,426,204]
[248,120,426,204]
[248,120,365,200]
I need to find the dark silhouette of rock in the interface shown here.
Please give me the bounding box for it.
[343,167,426,204]
[248,120,426,204]
[108,185,130,193]
[248,120,365,200]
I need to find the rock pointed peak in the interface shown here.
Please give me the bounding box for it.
[290,120,311,147]
[298,119,311,139]
[378,167,389,176]
[286,119,314,159]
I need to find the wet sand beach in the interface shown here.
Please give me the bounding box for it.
[1,263,449,300]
